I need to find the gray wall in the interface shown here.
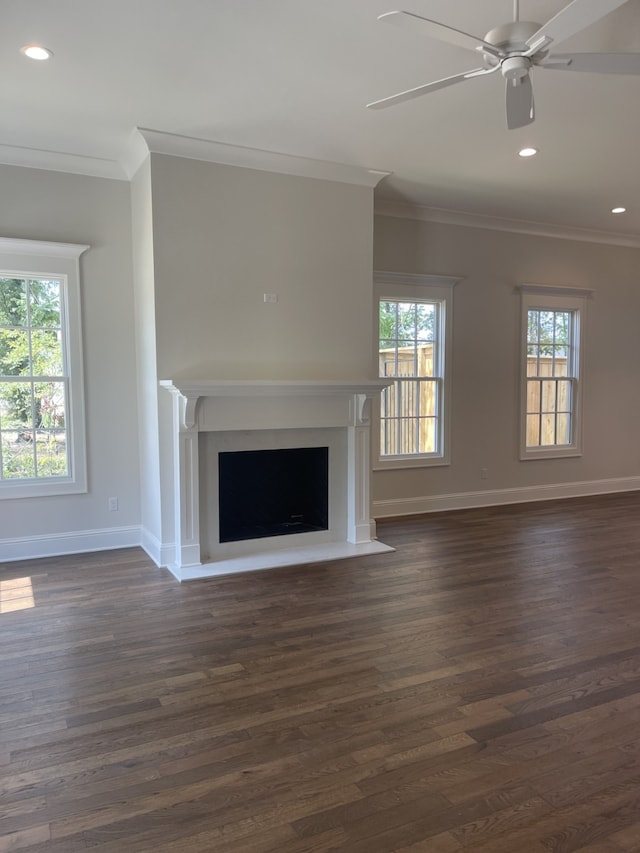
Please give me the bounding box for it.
[0,164,140,548]
[149,154,376,380]
[3,157,639,561]
[145,154,378,553]
[373,214,640,510]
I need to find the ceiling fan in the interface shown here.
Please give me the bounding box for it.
[367,0,640,128]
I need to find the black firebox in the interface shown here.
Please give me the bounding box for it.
[218,446,329,543]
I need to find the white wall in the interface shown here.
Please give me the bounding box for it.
[130,159,164,561]
[0,164,140,559]
[373,214,640,513]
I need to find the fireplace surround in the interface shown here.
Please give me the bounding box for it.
[160,379,393,580]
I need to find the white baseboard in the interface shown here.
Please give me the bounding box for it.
[373,476,640,518]
[139,527,174,568]
[4,477,639,566]
[0,525,141,564]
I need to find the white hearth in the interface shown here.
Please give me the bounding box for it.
[160,379,394,580]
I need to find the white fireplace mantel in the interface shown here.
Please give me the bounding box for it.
[160,378,393,580]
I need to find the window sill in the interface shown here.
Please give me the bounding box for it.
[374,456,450,471]
[0,477,87,500]
[520,448,583,461]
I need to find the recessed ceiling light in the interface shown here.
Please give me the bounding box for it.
[518,147,538,158]
[611,206,627,214]
[21,45,53,61]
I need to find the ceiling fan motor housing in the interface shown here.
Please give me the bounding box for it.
[483,20,545,76]
[501,55,531,79]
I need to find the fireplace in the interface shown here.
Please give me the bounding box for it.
[160,379,393,580]
[218,446,329,543]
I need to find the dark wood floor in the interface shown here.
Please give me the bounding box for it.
[4,493,640,851]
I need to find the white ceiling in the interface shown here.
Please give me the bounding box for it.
[4,0,640,238]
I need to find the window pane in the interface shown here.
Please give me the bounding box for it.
[31,329,63,376]
[556,413,571,444]
[539,312,555,345]
[379,301,398,340]
[526,346,539,376]
[34,430,67,476]
[527,310,540,343]
[552,346,568,376]
[1,437,35,479]
[557,380,572,413]
[0,382,33,429]
[541,413,556,445]
[417,417,436,453]
[396,303,417,342]
[526,413,541,446]
[541,380,557,412]
[29,279,61,327]
[554,312,570,345]
[415,303,435,342]
[527,379,541,414]
[34,381,66,429]
[0,278,27,326]
[0,329,30,376]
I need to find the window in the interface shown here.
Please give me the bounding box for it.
[519,284,591,460]
[374,272,459,468]
[0,238,89,498]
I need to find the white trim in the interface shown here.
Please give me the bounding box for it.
[373,478,640,518]
[0,239,90,259]
[124,128,391,187]
[374,199,640,248]
[0,526,141,563]
[517,283,595,299]
[168,540,394,582]
[373,271,462,289]
[160,378,390,577]
[0,143,127,181]
[140,527,174,568]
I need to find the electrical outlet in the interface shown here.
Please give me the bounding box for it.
[108,496,118,512]
[263,293,278,303]
[480,468,489,480]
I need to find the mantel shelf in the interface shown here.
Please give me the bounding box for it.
[159,379,391,398]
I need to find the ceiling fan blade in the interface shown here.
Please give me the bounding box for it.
[506,74,535,129]
[367,66,497,110]
[542,51,640,73]
[378,11,502,57]
[526,0,631,52]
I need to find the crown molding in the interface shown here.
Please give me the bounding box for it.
[373,271,463,289]
[0,143,127,181]
[0,237,90,259]
[374,199,640,248]
[122,128,391,187]
[517,283,595,298]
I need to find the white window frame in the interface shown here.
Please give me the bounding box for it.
[518,284,592,461]
[0,238,89,499]
[373,271,460,470]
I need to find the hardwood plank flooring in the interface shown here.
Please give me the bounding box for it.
[3,492,640,850]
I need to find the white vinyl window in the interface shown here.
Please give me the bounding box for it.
[0,238,89,498]
[519,284,591,460]
[374,272,459,469]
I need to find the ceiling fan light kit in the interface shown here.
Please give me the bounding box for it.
[368,0,640,129]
